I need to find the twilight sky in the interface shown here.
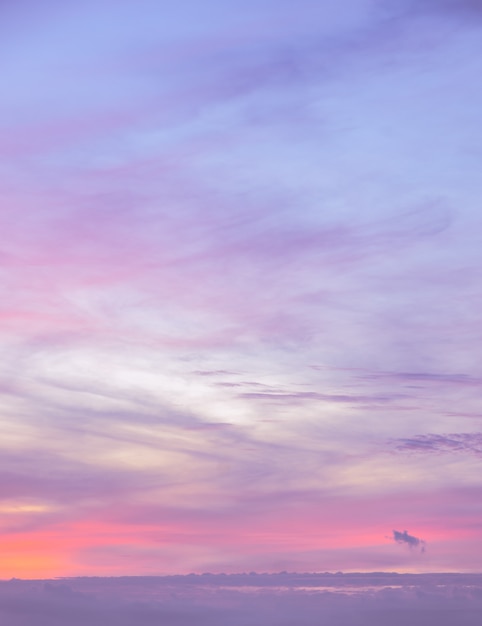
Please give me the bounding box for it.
[1,0,482,578]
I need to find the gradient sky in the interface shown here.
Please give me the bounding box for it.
[1,0,482,578]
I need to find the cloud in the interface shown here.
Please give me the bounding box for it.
[359,370,482,387]
[2,574,482,625]
[393,530,426,552]
[392,433,482,456]
[238,391,397,405]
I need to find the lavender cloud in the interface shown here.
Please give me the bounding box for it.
[392,433,482,456]
[2,575,482,626]
[393,530,426,552]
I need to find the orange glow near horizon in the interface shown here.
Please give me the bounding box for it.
[0,533,67,579]
[1,513,478,579]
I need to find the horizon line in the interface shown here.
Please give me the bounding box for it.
[3,570,482,582]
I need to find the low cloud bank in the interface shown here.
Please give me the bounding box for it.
[1,574,482,625]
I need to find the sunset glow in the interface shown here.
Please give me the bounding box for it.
[1,0,482,599]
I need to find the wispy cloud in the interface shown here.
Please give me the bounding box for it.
[392,433,482,456]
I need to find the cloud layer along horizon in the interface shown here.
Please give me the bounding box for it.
[2,575,482,626]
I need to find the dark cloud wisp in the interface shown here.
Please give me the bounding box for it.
[393,529,426,552]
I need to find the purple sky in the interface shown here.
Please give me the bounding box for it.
[1,0,482,578]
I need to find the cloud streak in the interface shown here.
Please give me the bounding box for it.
[391,433,482,456]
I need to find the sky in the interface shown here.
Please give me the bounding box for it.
[1,0,482,579]
[3,573,482,625]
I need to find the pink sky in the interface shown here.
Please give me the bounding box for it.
[1,0,482,578]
